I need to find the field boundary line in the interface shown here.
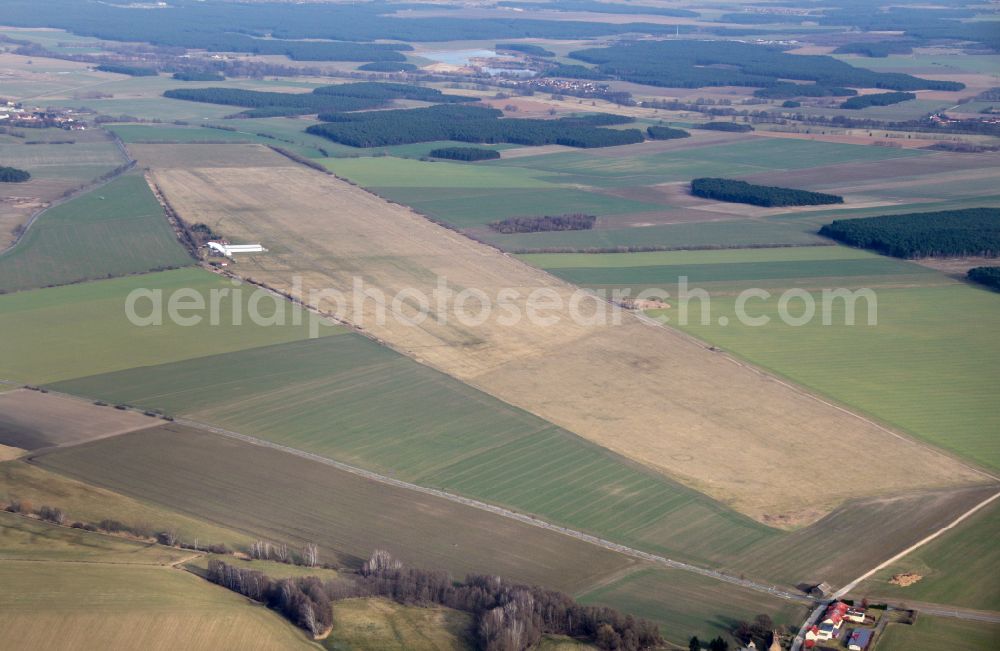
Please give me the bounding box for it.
[832,489,1000,599]
[176,417,814,606]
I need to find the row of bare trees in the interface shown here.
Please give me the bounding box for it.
[248,539,321,568]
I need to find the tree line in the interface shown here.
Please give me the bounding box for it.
[209,551,663,649]
[429,147,501,161]
[833,41,917,58]
[564,40,963,91]
[691,178,844,207]
[489,214,597,234]
[307,104,644,148]
[840,92,916,110]
[696,122,753,133]
[819,208,1000,258]
[95,63,157,76]
[754,84,856,99]
[0,166,31,183]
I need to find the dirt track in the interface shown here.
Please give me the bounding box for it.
[144,144,988,525]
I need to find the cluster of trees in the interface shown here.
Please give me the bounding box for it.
[163,82,475,117]
[248,539,322,568]
[564,40,963,91]
[307,104,644,148]
[429,147,501,161]
[95,63,157,76]
[0,166,31,183]
[692,178,844,207]
[489,214,596,234]
[819,208,1000,258]
[781,100,801,108]
[840,92,916,110]
[496,43,554,58]
[754,84,856,99]
[646,125,690,140]
[696,122,753,132]
[688,636,731,651]
[172,71,224,81]
[968,266,1000,291]
[207,560,333,637]
[833,41,916,58]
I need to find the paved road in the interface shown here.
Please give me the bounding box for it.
[178,417,815,606]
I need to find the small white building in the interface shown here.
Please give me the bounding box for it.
[207,241,267,258]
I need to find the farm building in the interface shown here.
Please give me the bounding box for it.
[847,628,873,651]
[207,241,267,258]
[846,607,866,623]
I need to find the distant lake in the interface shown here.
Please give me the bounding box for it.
[420,48,496,65]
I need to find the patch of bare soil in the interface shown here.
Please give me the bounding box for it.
[913,256,999,277]
[889,572,923,587]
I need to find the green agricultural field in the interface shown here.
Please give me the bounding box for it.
[0,461,250,549]
[0,136,122,182]
[108,125,268,144]
[875,615,999,651]
[35,424,638,594]
[0,174,194,292]
[480,219,828,252]
[578,568,807,647]
[325,598,473,651]
[496,138,926,187]
[322,156,553,188]
[521,246,947,293]
[854,498,1000,611]
[48,335,778,568]
[0,268,338,384]
[373,186,663,227]
[0,560,315,650]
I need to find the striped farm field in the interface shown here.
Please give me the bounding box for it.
[48,335,778,567]
[0,174,194,293]
[875,615,999,651]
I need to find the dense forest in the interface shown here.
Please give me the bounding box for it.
[0,0,678,53]
[691,178,844,207]
[163,82,476,117]
[429,147,501,161]
[489,214,597,234]
[307,105,644,148]
[833,41,917,57]
[496,43,555,57]
[754,84,857,99]
[968,266,1000,291]
[0,166,31,183]
[646,125,690,140]
[819,208,1000,258]
[696,122,754,133]
[840,92,916,110]
[95,63,157,76]
[209,551,662,650]
[565,40,963,91]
